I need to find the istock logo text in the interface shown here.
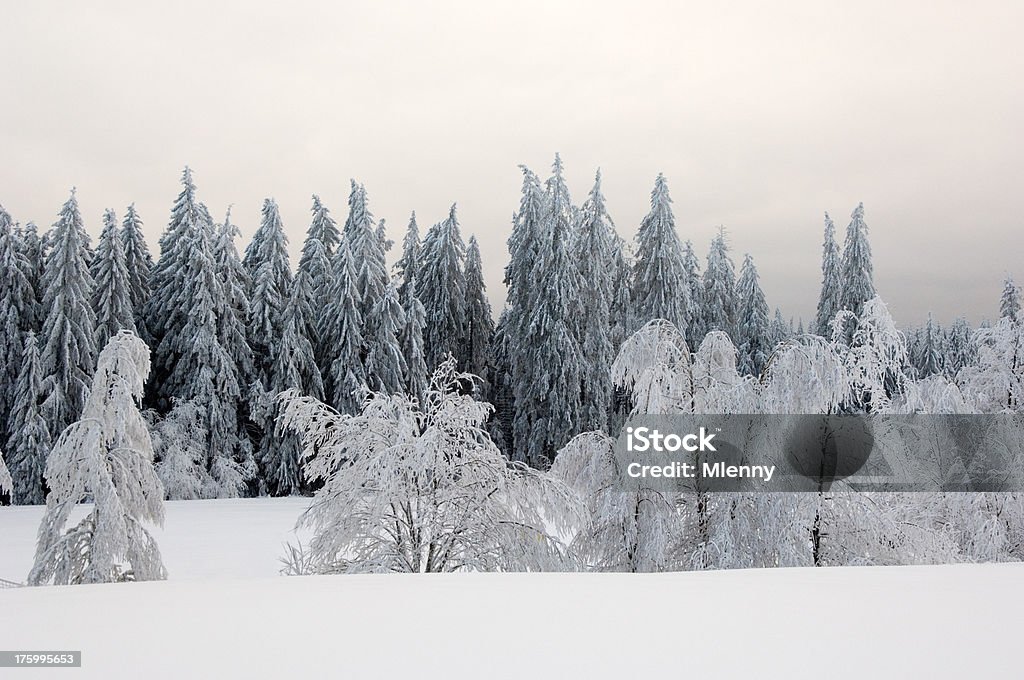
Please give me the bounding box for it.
[625,426,717,453]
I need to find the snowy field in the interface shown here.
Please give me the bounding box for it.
[1,498,1022,679]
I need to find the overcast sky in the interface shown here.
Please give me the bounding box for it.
[2,0,1021,325]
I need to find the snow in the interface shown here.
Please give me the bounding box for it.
[1,497,1021,679]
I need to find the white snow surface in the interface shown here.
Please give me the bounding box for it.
[1,497,1021,679]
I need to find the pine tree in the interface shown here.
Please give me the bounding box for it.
[121,204,152,335]
[770,308,790,345]
[735,254,771,377]
[815,212,843,335]
[840,202,875,317]
[7,332,50,505]
[395,212,422,302]
[702,227,737,341]
[18,221,45,333]
[40,189,97,438]
[575,170,618,431]
[245,198,292,383]
[261,269,325,496]
[321,237,366,413]
[0,205,36,449]
[918,312,943,377]
[417,205,467,370]
[512,157,585,466]
[631,174,690,333]
[682,239,703,348]
[1000,275,1020,322]
[297,194,338,307]
[213,209,255,386]
[399,273,429,403]
[945,317,975,378]
[91,208,136,349]
[365,279,407,394]
[464,235,494,382]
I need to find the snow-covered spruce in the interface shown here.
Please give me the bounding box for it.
[815,212,842,336]
[0,447,11,503]
[463,235,494,387]
[0,204,36,451]
[91,208,136,349]
[631,173,690,334]
[278,357,579,573]
[120,203,152,335]
[417,204,467,371]
[840,202,875,318]
[29,331,166,585]
[735,253,771,377]
[7,331,51,505]
[701,227,737,342]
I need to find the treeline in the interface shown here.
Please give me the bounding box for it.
[1,156,1019,505]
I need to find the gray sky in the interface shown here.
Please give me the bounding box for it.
[2,0,1021,325]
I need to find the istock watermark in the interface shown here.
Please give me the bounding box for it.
[614,414,1024,493]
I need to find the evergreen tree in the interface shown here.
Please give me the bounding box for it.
[7,332,50,505]
[245,198,292,383]
[296,194,338,308]
[815,212,842,335]
[512,157,585,466]
[840,202,875,317]
[365,279,407,394]
[91,208,136,349]
[18,221,46,333]
[464,235,494,382]
[120,204,152,334]
[261,269,324,495]
[395,212,422,302]
[917,312,943,377]
[770,308,790,345]
[1000,275,1020,322]
[735,254,771,377]
[682,239,703,348]
[321,237,366,413]
[399,274,429,403]
[575,170,618,431]
[213,209,255,385]
[0,205,36,448]
[945,317,975,378]
[417,205,467,370]
[702,227,737,341]
[40,189,97,437]
[631,173,690,333]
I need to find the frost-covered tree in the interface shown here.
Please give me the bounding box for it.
[575,170,618,431]
[959,316,1023,412]
[0,205,36,448]
[255,269,325,496]
[735,253,771,377]
[7,332,51,505]
[631,174,689,333]
[945,317,975,379]
[321,237,366,413]
[1000,275,1021,322]
[395,211,422,302]
[213,209,255,386]
[770,308,791,346]
[915,313,944,378]
[360,217,406,395]
[153,400,208,501]
[841,297,909,412]
[513,157,586,466]
[417,205,467,370]
[40,189,97,438]
[120,204,152,334]
[0,448,10,504]
[701,227,737,341]
[297,194,340,303]
[246,198,292,383]
[279,358,578,573]
[815,212,842,335]
[840,202,875,317]
[463,235,494,383]
[28,331,166,585]
[91,208,136,349]
[682,239,703,348]
[398,274,429,403]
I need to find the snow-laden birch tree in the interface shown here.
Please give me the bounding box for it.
[29,331,166,585]
[279,358,579,573]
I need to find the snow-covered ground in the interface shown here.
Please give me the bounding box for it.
[1,498,1021,679]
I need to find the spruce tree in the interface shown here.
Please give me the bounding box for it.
[297,194,338,306]
[0,205,36,448]
[702,227,738,341]
[840,202,875,317]
[417,205,467,370]
[40,189,97,437]
[18,221,45,333]
[945,317,975,378]
[918,312,943,377]
[513,157,585,466]
[736,254,771,377]
[815,212,842,335]
[213,209,255,386]
[399,273,429,403]
[464,235,494,382]
[121,204,152,334]
[1000,275,1020,322]
[321,237,366,413]
[245,198,292,383]
[575,170,618,431]
[631,174,690,333]
[7,332,50,504]
[682,239,703,348]
[91,208,136,349]
[395,211,422,302]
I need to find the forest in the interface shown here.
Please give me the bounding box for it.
[1,156,1022,581]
